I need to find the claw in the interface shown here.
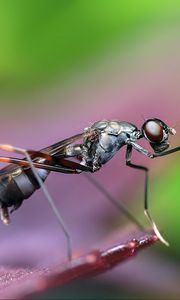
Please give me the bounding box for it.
[152,220,169,247]
[144,209,169,247]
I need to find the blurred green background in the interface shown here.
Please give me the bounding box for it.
[0,0,180,299]
[0,0,179,96]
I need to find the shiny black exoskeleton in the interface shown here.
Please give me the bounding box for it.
[0,118,177,260]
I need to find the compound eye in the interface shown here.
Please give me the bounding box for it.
[143,121,164,142]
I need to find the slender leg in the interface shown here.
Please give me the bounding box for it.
[0,144,73,261]
[127,141,180,160]
[152,146,180,158]
[0,156,80,174]
[83,173,144,230]
[126,145,169,246]
[0,150,93,174]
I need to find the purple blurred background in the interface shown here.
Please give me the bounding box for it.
[0,1,180,299]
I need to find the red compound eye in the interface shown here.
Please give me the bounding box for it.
[143,120,164,142]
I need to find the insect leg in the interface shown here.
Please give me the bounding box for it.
[0,156,85,174]
[152,146,180,158]
[0,144,73,261]
[0,206,10,224]
[0,144,92,173]
[126,144,169,246]
[83,173,144,230]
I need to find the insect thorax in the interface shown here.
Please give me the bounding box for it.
[81,120,138,171]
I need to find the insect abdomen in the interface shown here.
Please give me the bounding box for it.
[0,166,49,208]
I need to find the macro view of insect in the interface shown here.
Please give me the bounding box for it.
[0,118,178,261]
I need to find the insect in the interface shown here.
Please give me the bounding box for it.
[0,118,178,261]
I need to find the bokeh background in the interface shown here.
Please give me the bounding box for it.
[0,0,180,299]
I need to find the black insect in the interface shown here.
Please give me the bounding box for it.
[0,118,178,260]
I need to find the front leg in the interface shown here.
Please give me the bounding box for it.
[126,140,153,158]
[126,144,169,246]
[128,141,180,159]
[152,146,180,158]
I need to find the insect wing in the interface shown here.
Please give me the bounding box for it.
[40,132,85,156]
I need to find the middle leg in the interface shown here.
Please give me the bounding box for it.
[126,145,169,246]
